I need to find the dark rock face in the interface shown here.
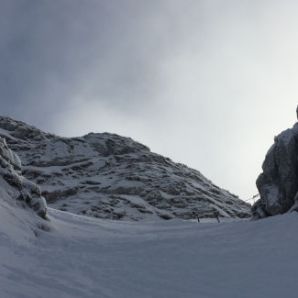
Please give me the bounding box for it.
[253,123,298,218]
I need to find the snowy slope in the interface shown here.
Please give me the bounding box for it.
[1,207,298,298]
[0,116,250,220]
[0,134,293,298]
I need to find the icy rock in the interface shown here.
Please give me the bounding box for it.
[0,137,47,219]
[253,120,298,218]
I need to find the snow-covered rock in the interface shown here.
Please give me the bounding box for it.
[0,116,250,220]
[0,136,47,219]
[253,118,298,218]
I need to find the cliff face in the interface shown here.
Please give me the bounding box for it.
[0,116,250,220]
[253,121,298,218]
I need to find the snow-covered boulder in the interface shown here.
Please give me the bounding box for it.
[253,121,298,218]
[0,137,47,219]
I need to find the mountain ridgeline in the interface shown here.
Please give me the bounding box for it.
[0,116,250,220]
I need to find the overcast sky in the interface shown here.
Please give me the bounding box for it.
[1,0,298,200]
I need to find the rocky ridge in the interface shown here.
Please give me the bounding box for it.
[0,116,250,220]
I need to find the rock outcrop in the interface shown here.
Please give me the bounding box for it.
[0,116,250,220]
[0,137,47,219]
[253,110,298,218]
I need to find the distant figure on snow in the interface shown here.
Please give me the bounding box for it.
[296,105,298,120]
[214,211,220,223]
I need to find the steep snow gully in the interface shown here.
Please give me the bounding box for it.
[2,115,298,298]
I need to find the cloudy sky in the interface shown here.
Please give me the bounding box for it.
[1,0,298,200]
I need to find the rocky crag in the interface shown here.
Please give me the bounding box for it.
[0,116,250,220]
[0,136,47,219]
[253,107,298,218]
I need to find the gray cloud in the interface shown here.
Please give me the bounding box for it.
[1,0,298,199]
[0,0,189,123]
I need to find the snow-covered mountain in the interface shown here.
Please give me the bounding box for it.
[1,116,297,298]
[0,116,250,220]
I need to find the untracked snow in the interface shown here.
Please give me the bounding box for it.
[1,207,298,298]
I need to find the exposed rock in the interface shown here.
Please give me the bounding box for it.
[0,137,47,219]
[253,114,298,218]
[0,116,250,220]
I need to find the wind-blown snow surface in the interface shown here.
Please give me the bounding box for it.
[0,116,250,220]
[1,208,298,298]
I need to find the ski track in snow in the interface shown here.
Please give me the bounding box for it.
[1,208,298,298]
